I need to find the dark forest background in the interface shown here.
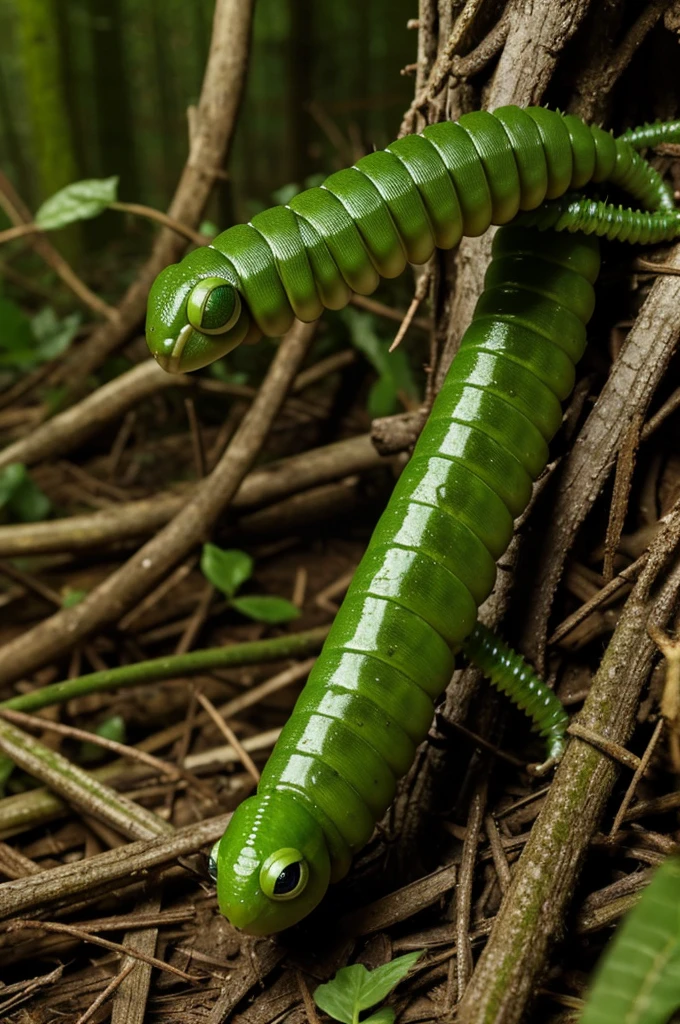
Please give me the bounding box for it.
[0,0,416,262]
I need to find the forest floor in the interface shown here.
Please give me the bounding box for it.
[0,283,678,1024]
[2,2,680,1022]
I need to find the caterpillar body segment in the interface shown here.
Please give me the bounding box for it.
[210,225,601,935]
[147,107,680,937]
[146,106,666,374]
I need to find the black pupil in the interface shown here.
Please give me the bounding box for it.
[274,862,301,895]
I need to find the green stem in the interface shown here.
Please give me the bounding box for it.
[0,627,328,715]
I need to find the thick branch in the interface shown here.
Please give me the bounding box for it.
[435,0,595,388]
[0,434,383,557]
[522,245,680,664]
[458,501,680,1024]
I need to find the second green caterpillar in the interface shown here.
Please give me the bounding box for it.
[214,223,600,935]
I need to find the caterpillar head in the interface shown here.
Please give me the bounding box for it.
[210,792,331,935]
[146,249,256,373]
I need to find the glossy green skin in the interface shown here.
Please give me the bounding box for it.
[213,224,601,934]
[462,622,569,768]
[145,105,668,372]
[145,107,680,936]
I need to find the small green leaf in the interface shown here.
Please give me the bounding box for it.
[9,475,52,522]
[314,964,366,1024]
[342,308,419,417]
[31,307,81,361]
[231,595,301,624]
[0,464,27,508]
[272,181,302,206]
[199,219,219,239]
[208,360,249,385]
[367,375,398,419]
[314,952,423,1024]
[79,714,126,763]
[35,176,119,230]
[0,297,33,354]
[362,1009,396,1024]
[343,307,390,378]
[201,544,253,598]
[388,346,418,407]
[354,952,424,1011]
[62,587,88,608]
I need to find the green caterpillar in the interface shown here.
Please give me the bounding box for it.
[145,106,678,373]
[145,106,680,936]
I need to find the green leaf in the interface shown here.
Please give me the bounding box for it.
[9,475,52,523]
[199,219,219,239]
[201,544,253,598]
[79,714,126,763]
[35,176,119,230]
[314,964,366,1024]
[388,346,418,407]
[581,856,680,1024]
[62,587,88,609]
[343,307,390,378]
[367,374,399,419]
[0,297,33,354]
[208,360,249,385]
[0,464,50,524]
[342,308,419,417]
[0,464,27,508]
[231,595,301,625]
[31,307,81,361]
[354,952,424,1011]
[314,952,423,1024]
[362,1009,396,1024]
[272,181,302,206]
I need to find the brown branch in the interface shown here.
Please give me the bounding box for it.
[449,9,511,80]
[0,433,382,558]
[53,0,255,392]
[433,0,595,390]
[4,920,200,984]
[108,202,209,246]
[399,0,488,135]
[0,319,315,684]
[603,412,644,581]
[0,171,117,321]
[0,359,187,473]
[570,0,673,123]
[457,501,680,1024]
[521,245,680,666]
[0,813,230,920]
[0,716,171,842]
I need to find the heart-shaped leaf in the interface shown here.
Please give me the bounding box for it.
[200,544,253,598]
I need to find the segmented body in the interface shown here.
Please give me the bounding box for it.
[255,222,597,864]
[145,106,680,936]
[145,106,676,374]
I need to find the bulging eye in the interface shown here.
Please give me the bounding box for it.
[274,862,302,895]
[207,839,220,883]
[260,848,309,902]
[187,277,242,336]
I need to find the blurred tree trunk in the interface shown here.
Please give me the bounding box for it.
[16,0,82,261]
[90,0,138,199]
